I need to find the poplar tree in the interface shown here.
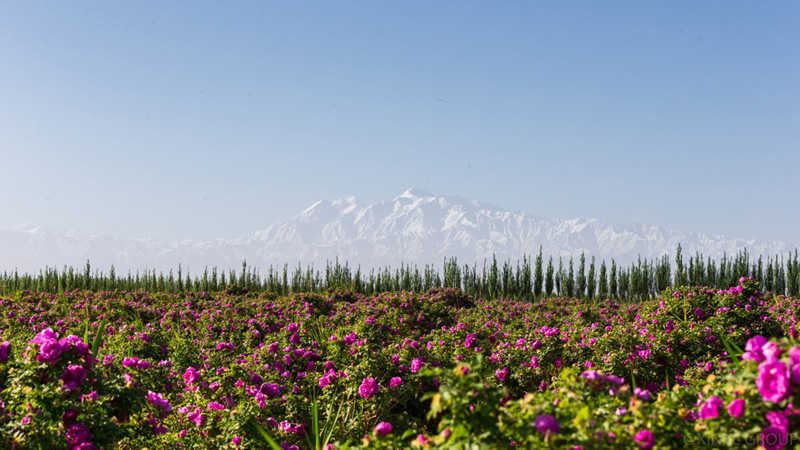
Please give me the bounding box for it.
[577,252,586,298]
[598,260,608,299]
[765,258,775,292]
[675,244,687,287]
[719,253,728,289]
[555,257,563,295]
[725,256,735,288]
[533,247,543,299]
[706,257,717,289]
[775,256,786,296]
[488,255,499,299]
[83,260,91,290]
[566,257,575,298]
[693,252,705,287]
[630,259,641,300]
[787,251,799,297]
[618,267,628,299]
[654,255,671,293]
[587,256,596,300]
[519,256,532,299]
[610,259,618,300]
[545,256,554,298]
[502,259,515,299]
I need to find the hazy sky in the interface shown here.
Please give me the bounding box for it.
[2,2,798,243]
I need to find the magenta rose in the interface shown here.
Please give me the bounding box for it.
[766,411,789,432]
[727,399,745,418]
[761,425,788,450]
[66,423,93,446]
[742,335,768,362]
[534,414,559,436]
[28,328,63,363]
[60,335,89,356]
[122,357,141,368]
[146,391,172,414]
[37,338,65,364]
[496,367,508,382]
[464,333,477,348]
[183,367,200,385]
[30,327,59,344]
[762,342,783,363]
[374,421,392,437]
[757,361,793,403]
[358,377,379,399]
[789,346,800,384]
[0,341,10,363]
[580,370,603,381]
[635,429,655,450]
[61,365,87,391]
[319,374,332,389]
[73,444,99,450]
[260,383,281,398]
[186,407,204,427]
[699,395,724,420]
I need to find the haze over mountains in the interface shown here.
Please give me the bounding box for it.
[1,188,794,275]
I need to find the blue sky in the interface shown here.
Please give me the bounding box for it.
[1,1,798,243]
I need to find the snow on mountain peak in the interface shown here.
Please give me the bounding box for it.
[396,187,435,200]
[1,190,795,274]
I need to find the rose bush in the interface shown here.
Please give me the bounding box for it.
[0,278,797,448]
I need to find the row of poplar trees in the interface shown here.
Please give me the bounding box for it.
[2,245,800,302]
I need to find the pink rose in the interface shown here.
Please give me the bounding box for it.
[762,342,783,363]
[757,361,793,403]
[788,346,800,384]
[496,367,508,382]
[635,430,655,450]
[183,367,200,385]
[766,411,789,432]
[146,391,172,414]
[61,365,87,391]
[742,335,768,362]
[37,339,65,364]
[727,399,745,418]
[761,426,788,450]
[374,421,392,437]
[66,423,93,446]
[358,377,379,399]
[699,395,724,420]
[534,414,559,436]
[0,341,10,363]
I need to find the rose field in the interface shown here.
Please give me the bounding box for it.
[0,278,799,449]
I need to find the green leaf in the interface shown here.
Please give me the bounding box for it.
[572,404,591,430]
[719,334,744,370]
[91,316,108,356]
[252,420,283,450]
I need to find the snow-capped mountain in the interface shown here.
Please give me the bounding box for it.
[1,188,794,274]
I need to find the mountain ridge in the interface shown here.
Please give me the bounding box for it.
[1,189,794,274]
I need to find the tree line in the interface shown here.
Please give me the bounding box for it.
[2,245,799,302]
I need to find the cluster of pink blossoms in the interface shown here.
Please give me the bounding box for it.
[696,335,799,450]
[0,341,10,362]
[27,328,89,365]
[66,422,98,450]
[745,335,800,450]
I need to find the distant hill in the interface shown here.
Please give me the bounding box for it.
[1,188,793,274]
